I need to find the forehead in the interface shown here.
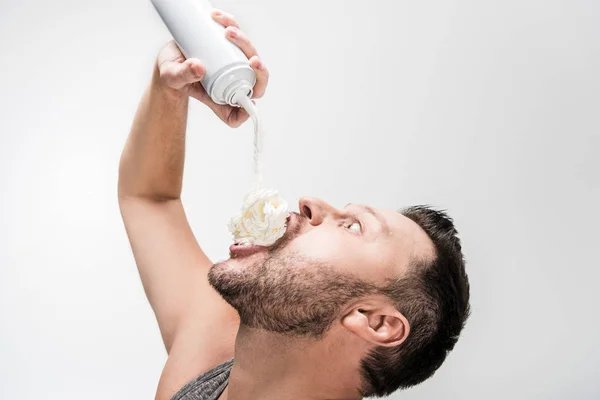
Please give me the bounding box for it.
[373,207,435,275]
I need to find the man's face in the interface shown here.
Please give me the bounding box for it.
[208,197,433,338]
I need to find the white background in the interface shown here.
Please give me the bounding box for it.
[1,0,599,399]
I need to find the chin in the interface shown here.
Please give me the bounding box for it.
[208,250,269,301]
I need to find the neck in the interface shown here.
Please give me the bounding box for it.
[224,324,365,400]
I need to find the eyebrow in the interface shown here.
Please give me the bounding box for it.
[345,203,390,234]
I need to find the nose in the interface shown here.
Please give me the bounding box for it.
[298,197,339,226]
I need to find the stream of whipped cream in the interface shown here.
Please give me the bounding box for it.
[227,95,289,246]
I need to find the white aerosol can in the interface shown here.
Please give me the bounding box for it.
[150,0,256,106]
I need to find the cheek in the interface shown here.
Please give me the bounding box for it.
[284,230,388,282]
[287,227,357,263]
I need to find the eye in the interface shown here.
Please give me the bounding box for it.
[346,220,362,233]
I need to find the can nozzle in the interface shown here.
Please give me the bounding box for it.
[233,90,258,130]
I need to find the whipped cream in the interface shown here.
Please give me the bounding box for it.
[228,189,290,246]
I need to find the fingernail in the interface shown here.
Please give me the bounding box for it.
[213,10,222,17]
[228,28,238,38]
[256,60,264,70]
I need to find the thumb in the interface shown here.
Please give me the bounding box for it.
[159,58,205,90]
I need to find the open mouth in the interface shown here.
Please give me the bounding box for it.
[228,213,301,259]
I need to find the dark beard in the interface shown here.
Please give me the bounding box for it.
[208,250,378,339]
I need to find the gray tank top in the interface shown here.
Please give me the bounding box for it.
[170,358,234,400]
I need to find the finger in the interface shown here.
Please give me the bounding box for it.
[225,106,250,128]
[211,9,240,29]
[159,58,205,89]
[224,26,258,59]
[187,81,212,104]
[248,56,269,99]
[187,84,241,127]
[190,91,251,128]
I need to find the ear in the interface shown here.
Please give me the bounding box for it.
[342,303,410,347]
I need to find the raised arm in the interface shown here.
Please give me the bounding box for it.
[118,51,210,351]
[118,10,268,399]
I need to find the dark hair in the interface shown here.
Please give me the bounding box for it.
[358,206,471,397]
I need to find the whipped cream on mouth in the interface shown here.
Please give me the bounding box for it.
[228,188,290,246]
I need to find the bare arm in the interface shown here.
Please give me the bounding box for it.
[118,63,213,351]
[118,10,269,399]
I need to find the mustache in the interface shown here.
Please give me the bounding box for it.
[268,211,305,253]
